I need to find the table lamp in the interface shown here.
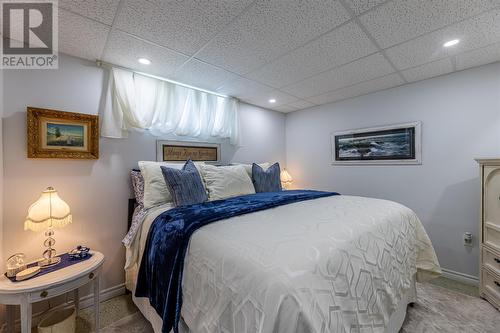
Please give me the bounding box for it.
[24,187,72,267]
[280,169,293,190]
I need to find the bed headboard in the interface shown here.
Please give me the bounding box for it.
[128,140,223,230]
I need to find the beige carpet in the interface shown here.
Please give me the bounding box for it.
[401,282,499,332]
[73,279,498,333]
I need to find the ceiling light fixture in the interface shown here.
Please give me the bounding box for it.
[443,39,460,47]
[138,58,152,65]
[269,98,276,103]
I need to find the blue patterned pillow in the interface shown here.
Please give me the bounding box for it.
[161,160,208,207]
[252,162,282,193]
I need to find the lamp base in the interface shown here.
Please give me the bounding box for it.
[38,257,61,268]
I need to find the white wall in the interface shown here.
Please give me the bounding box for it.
[286,62,500,278]
[1,54,286,304]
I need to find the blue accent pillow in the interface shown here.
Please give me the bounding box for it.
[252,162,282,193]
[161,160,208,207]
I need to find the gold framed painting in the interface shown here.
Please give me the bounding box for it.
[27,107,99,159]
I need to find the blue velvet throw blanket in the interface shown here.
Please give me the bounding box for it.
[135,190,339,333]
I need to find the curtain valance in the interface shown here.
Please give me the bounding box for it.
[102,68,240,145]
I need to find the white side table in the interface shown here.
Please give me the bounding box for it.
[0,251,104,333]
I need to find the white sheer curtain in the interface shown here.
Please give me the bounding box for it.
[102,68,240,145]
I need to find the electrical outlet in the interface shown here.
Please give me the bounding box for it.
[464,232,473,247]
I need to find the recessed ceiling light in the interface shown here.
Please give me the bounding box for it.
[138,58,151,65]
[443,39,460,47]
[269,98,276,103]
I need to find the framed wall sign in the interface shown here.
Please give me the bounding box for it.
[156,140,221,163]
[331,122,422,165]
[27,107,99,159]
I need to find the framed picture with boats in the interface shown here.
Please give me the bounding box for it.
[331,122,421,165]
[27,107,99,159]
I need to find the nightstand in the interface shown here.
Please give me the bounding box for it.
[0,251,104,333]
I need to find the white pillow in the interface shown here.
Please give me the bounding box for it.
[200,164,255,200]
[138,161,204,209]
[238,162,270,178]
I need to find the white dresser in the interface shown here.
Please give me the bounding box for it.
[477,158,500,310]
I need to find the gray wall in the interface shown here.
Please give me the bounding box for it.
[286,62,500,278]
[232,102,286,165]
[1,54,286,301]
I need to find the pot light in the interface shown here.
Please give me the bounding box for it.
[269,98,276,103]
[443,39,460,47]
[138,58,151,65]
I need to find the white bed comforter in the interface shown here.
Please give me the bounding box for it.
[127,195,441,333]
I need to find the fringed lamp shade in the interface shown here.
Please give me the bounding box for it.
[24,187,72,232]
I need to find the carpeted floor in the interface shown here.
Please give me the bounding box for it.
[71,277,498,333]
[401,282,499,332]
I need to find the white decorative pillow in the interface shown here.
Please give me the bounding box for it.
[138,161,204,209]
[200,164,255,200]
[238,163,270,178]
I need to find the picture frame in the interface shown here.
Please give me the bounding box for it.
[331,122,422,165]
[27,107,99,159]
[156,140,221,163]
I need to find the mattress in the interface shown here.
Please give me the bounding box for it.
[125,195,440,333]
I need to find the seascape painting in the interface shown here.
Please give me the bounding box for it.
[28,106,99,159]
[46,123,85,147]
[332,122,421,165]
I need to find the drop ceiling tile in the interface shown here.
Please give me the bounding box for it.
[171,60,240,91]
[103,30,189,78]
[196,0,351,74]
[273,104,299,113]
[282,53,394,98]
[385,9,500,70]
[114,0,253,55]
[343,0,388,15]
[456,42,500,70]
[244,90,299,109]
[360,0,499,49]
[401,58,454,82]
[246,22,377,88]
[249,98,314,113]
[306,73,404,105]
[58,9,110,60]
[288,99,316,109]
[216,76,274,101]
[58,0,121,25]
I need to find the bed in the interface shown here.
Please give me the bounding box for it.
[124,192,441,333]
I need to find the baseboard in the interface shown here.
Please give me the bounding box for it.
[0,283,126,332]
[441,268,479,286]
[77,283,126,310]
